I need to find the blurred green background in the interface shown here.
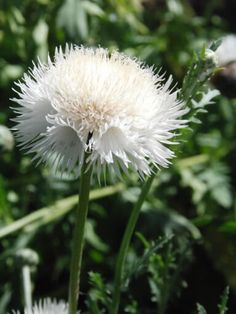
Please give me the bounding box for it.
[1,0,236,313]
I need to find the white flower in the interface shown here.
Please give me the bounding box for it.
[0,124,14,151]
[11,299,68,314]
[215,34,236,66]
[12,45,187,178]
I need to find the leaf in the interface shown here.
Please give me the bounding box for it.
[211,185,232,208]
[124,235,172,287]
[218,286,229,314]
[124,300,138,314]
[86,219,108,252]
[180,43,219,122]
[57,0,88,39]
[199,162,232,208]
[87,271,111,312]
[180,162,232,209]
[32,19,48,61]
[0,183,124,238]
[0,64,23,85]
[0,175,11,223]
[197,303,207,314]
[0,285,11,314]
[196,287,229,314]
[192,89,220,109]
[82,1,104,17]
[219,220,236,233]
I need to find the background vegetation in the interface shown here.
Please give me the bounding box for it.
[0,0,236,313]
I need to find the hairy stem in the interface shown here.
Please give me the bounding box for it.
[22,265,32,311]
[68,156,92,314]
[111,173,156,314]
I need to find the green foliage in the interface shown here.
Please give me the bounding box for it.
[218,286,230,314]
[197,286,229,314]
[87,271,111,313]
[179,161,232,213]
[87,234,193,314]
[123,234,172,287]
[181,42,220,107]
[197,303,207,314]
[147,236,193,314]
[179,42,220,137]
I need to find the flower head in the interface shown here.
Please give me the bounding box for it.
[213,35,236,98]
[12,45,186,178]
[11,299,68,314]
[215,34,236,66]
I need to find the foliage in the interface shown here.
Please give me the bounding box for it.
[197,286,229,314]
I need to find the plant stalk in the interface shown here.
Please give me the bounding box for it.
[22,265,32,311]
[111,172,156,314]
[68,156,92,314]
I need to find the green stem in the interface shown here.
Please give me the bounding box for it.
[68,156,92,314]
[111,172,156,314]
[0,183,124,240]
[22,265,32,311]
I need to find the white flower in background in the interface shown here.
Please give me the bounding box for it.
[11,299,68,314]
[0,124,14,151]
[12,45,187,178]
[215,34,236,66]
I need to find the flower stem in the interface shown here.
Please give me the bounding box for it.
[68,155,92,314]
[111,172,156,314]
[22,265,32,311]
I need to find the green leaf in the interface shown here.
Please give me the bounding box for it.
[82,1,104,17]
[219,220,236,233]
[197,303,207,314]
[180,43,219,122]
[87,271,111,312]
[0,183,124,239]
[218,287,229,314]
[86,219,108,252]
[0,175,11,223]
[124,235,172,287]
[57,0,88,39]
[33,19,49,61]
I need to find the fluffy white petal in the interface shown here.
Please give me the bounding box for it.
[30,124,84,176]
[13,99,54,146]
[12,45,187,178]
[11,298,68,314]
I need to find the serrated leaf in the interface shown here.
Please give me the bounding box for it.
[192,89,220,109]
[88,271,111,312]
[124,235,172,288]
[218,286,229,314]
